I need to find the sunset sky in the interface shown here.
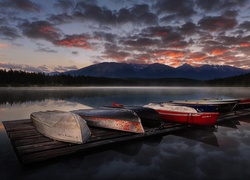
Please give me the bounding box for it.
[1,0,250,73]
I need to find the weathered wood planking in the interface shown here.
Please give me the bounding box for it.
[3,119,186,165]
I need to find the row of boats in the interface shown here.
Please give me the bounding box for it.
[31,97,250,144]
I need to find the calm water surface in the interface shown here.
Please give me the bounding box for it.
[1,87,250,180]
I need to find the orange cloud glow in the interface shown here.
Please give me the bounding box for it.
[211,48,229,55]
[187,52,208,61]
[239,42,250,47]
[155,50,185,58]
[0,43,10,48]
[170,60,182,67]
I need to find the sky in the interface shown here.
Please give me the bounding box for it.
[1,0,250,73]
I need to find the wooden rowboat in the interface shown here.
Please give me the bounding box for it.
[144,103,219,126]
[71,108,145,133]
[31,110,91,144]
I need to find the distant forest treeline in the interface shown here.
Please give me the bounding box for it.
[1,69,250,86]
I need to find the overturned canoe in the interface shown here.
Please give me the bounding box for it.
[31,110,91,144]
[71,108,145,133]
[105,104,164,128]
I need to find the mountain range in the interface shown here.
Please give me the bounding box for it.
[62,62,250,80]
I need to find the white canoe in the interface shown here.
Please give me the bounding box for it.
[144,102,198,113]
[171,99,238,112]
[31,110,91,144]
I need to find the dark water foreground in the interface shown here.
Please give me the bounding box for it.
[1,119,250,180]
[1,87,250,179]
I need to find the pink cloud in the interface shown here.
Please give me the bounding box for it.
[54,35,91,49]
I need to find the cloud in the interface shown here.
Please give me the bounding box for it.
[121,37,160,47]
[0,62,42,72]
[73,2,117,25]
[195,0,219,12]
[35,43,57,53]
[0,62,78,73]
[239,42,250,47]
[72,2,159,26]
[180,22,197,35]
[54,34,92,49]
[48,13,73,25]
[153,50,185,58]
[154,0,196,21]
[20,20,62,41]
[141,26,187,49]
[123,4,158,25]
[53,65,78,72]
[54,0,74,12]
[93,32,117,43]
[0,43,11,48]
[128,53,154,64]
[72,51,79,55]
[198,16,237,32]
[202,45,232,56]
[187,52,208,62]
[35,47,57,53]
[103,43,130,62]
[0,26,21,40]
[196,0,247,12]
[0,0,41,12]
[239,21,250,31]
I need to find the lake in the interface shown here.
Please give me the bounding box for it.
[1,86,250,180]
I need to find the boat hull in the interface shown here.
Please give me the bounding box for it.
[171,100,238,113]
[157,110,219,126]
[104,105,164,128]
[144,103,219,126]
[71,108,145,133]
[31,111,91,144]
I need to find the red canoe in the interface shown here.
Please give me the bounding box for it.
[144,103,219,126]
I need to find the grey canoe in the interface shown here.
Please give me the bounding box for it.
[71,108,145,133]
[31,110,91,144]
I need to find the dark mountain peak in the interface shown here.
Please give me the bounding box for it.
[177,63,194,70]
[199,64,243,72]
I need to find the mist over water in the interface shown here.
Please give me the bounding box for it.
[1,86,248,121]
[1,86,250,179]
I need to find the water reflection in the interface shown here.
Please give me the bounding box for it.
[112,141,144,156]
[0,100,91,121]
[0,123,4,132]
[172,126,219,147]
[217,119,240,129]
[1,86,250,106]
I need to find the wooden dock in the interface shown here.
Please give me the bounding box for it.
[3,108,250,166]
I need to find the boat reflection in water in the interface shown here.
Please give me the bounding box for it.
[217,118,241,129]
[172,126,219,147]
